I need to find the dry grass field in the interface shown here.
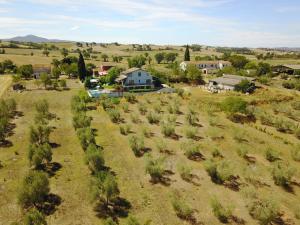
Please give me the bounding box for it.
[0,78,299,225]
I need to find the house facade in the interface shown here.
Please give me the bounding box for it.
[207,74,256,92]
[33,64,51,79]
[115,68,154,90]
[180,61,231,74]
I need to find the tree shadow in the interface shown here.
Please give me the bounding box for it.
[182,174,201,186]
[41,162,62,177]
[94,197,132,221]
[187,153,206,162]
[150,169,175,186]
[136,147,152,158]
[49,143,61,149]
[38,193,61,216]
[6,122,16,137]
[0,140,13,148]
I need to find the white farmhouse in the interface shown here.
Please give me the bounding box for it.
[115,68,154,91]
[180,61,231,74]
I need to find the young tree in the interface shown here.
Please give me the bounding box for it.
[165,52,177,63]
[186,64,203,84]
[78,53,87,82]
[18,171,50,208]
[127,55,146,68]
[18,65,33,79]
[24,209,47,225]
[29,125,51,145]
[85,143,105,174]
[28,143,52,169]
[42,49,50,57]
[101,54,109,62]
[40,73,52,89]
[154,52,165,64]
[184,45,190,61]
[51,67,61,80]
[60,48,69,58]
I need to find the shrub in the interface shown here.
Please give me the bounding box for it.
[122,103,129,113]
[28,143,52,168]
[282,81,295,89]
[72,112,92,130]
[153,104,161,113]
[24,209,47,225]
[248,198,279,225]
[221,97,247,115]
[205,160,234,184]
[124,93,137,104]
[145,154,165,182]
[171,198,193,220]
[211,196,233,223]
[185,126,198,139]
[258,76,270,85]
[291,101,300,110]
[185,108,198,126]
[237,148,248,159]
[181,141,202,160]
[126,215,141,225]
[235,79,254,93]
[18,171,49,208]
[272,162,295,187]
[212,148,222,158]
[35,99,50,119]
[29,125,51,145]
[142,126,151,138]
[100,97,114,111]
[161,121,175,137]
[274,118,295,133]
[146,111,160,124]
[103,218,117,225]
[71,95,86,113]
[138,103,147,115]
[155,138,169,153]
[119,124,131,135]
[265,148,280,162]
[130,113,139,124]
[5,98,17,116]
[291,145,300,161]
[175,88,184,98]
[177,164,192,181]
[85,144,104,174]
[77,127,96,150]
[59,79,67,88]
[107,109,121,123]
[129,135,144,156]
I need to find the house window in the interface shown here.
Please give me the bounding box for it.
[146,79,151,84]
[139,80,140,83]
[138,72,141,77]
[129,80,134,85]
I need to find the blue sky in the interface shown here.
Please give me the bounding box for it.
[0,0,300,47]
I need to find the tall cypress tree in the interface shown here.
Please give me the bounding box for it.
[184,45,190,61]
[78,52,87,82]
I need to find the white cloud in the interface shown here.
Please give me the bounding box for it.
[70,25,80,31]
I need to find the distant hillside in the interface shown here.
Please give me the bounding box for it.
[2,35,69,43]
